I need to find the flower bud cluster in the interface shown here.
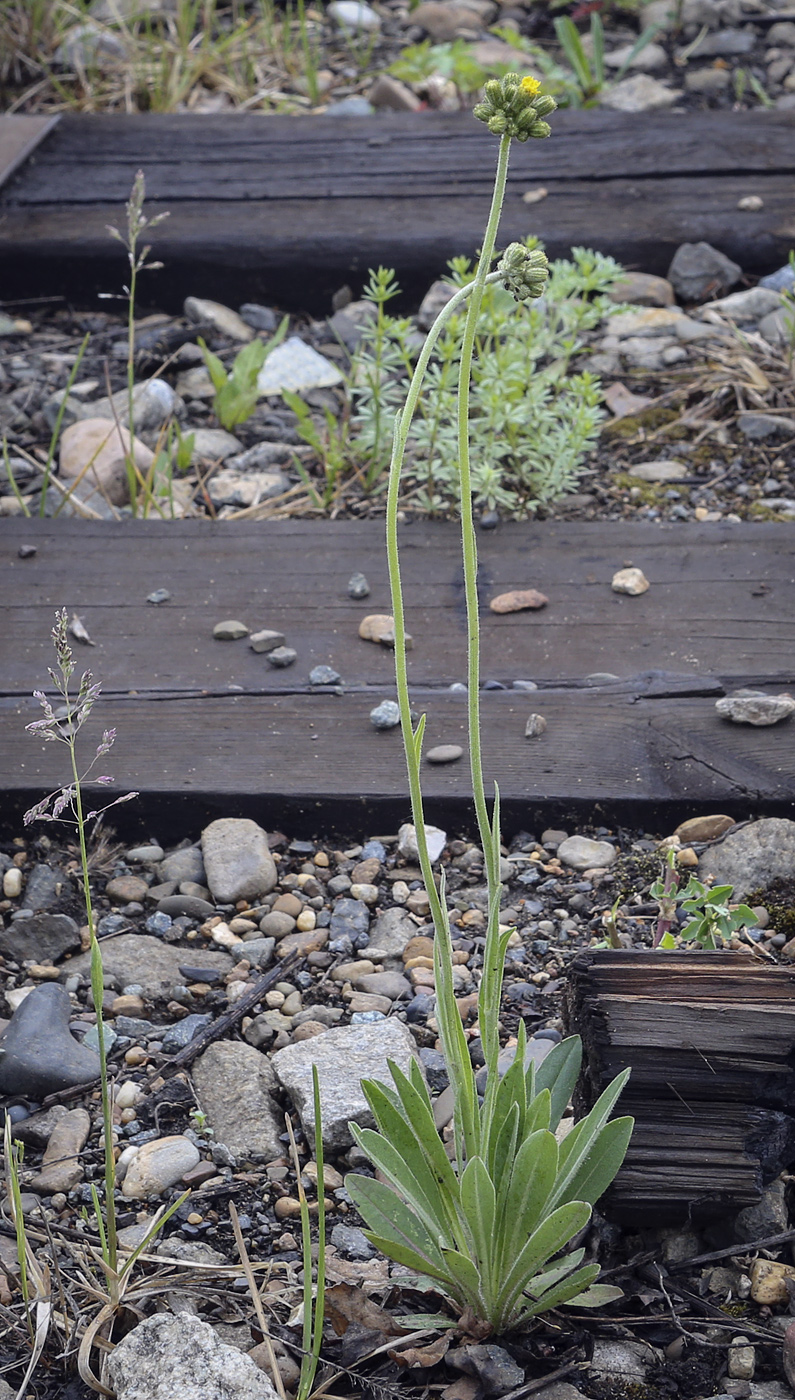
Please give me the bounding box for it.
[498,243,549,302]
[473,74,556,142]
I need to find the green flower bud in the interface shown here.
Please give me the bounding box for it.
[473,72,557,143]
[497,243,549,302]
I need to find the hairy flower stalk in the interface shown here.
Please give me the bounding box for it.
[350,79,633,1335]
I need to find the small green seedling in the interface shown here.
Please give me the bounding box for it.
[199,318,288,430]
[651,850,759,950]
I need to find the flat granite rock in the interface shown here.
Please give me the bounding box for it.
[272,1018,424,1151]
[64,934,232,1000]
[192,1041,283,1159]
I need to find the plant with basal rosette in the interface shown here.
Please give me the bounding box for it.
[345,73,633,1335]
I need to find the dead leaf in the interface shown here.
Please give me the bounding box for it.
[325,1282,404,1338]
[389,1333,452,1368]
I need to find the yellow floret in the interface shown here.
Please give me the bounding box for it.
[520,76,542,95]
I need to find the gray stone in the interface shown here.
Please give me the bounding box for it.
[161,1013,213,1055]
[272,1019,424,1150]
[687,25,755,54]
[259,911,296,939]
[698,818,795,901]
[184,297,254,342]
[90,378,182,433]
[760,263,795,292]
[232,937,275,968]
[209,469,288,509]
[257,337,343,396]
[330,898,370,947]
[590,1340,659,1383]
[225,442,295,472]
[190,428,243,461]
[213,619,249,641]
[447,1344,525,1396]
[239,303,279,333]
[121,1135,200,1198]
[398,822,447,863]
[107,1313,279,1400]
[192,1042,283,1159]
[703,287,784,321]
[532,1386,589,1400]
[627,460,689,483]
[600,74,679,111]
[127,844,165,863]
[734,1178,788,1244]
[65,935,232,999]
[329,0,381,29]
[684,66,731,91]
[738,411,795,440]
[667,242,742,302]
[201,818,277,903]
[0,984,100,1097]
[758,309,792,347]
[427,744,464,763]
[603,40,668,70]
[21,863,72,912]
[716,690,795,725]
[29,1107,91,1193]
[0,913,81,963]
[370,699,401,729]
[330,1223,377,1259]
[249,629,286,654]
[267,646,297,668]
[365,906,417,962]
[348,572,370,598]
[157,894,215,919]
[417,279,457,331]
[557,836,617,870]
[159,846,206,885]
[309,665,341,685]
[354,970,411,1000]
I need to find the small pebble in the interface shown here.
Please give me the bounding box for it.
[267,646,297,668]
[309,665,341,686]
[525,714,547,737]
[426,744,463,764]
[612,567,649,595]
[3,867,23,898]
[348,572,370,598]
[213,620,249,640]
[370,700,400,729]
[250,629,286,654]
[147,588,171,605]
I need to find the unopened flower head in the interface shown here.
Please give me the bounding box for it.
[473,72,557,142]
[498,242,549,301]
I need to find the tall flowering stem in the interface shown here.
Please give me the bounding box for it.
[24,611,137,1285]
[384,75,555,1167]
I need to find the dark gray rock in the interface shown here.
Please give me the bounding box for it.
[0,913,81,963]
[447,1345,525,1396]
[330,1223,376,1259]
[157,894,215,920]
[161,1013,213,1055]
[667,242,742,302]
[21,863,72,913]
[329,898,370,949]
[0,984,100,1097]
